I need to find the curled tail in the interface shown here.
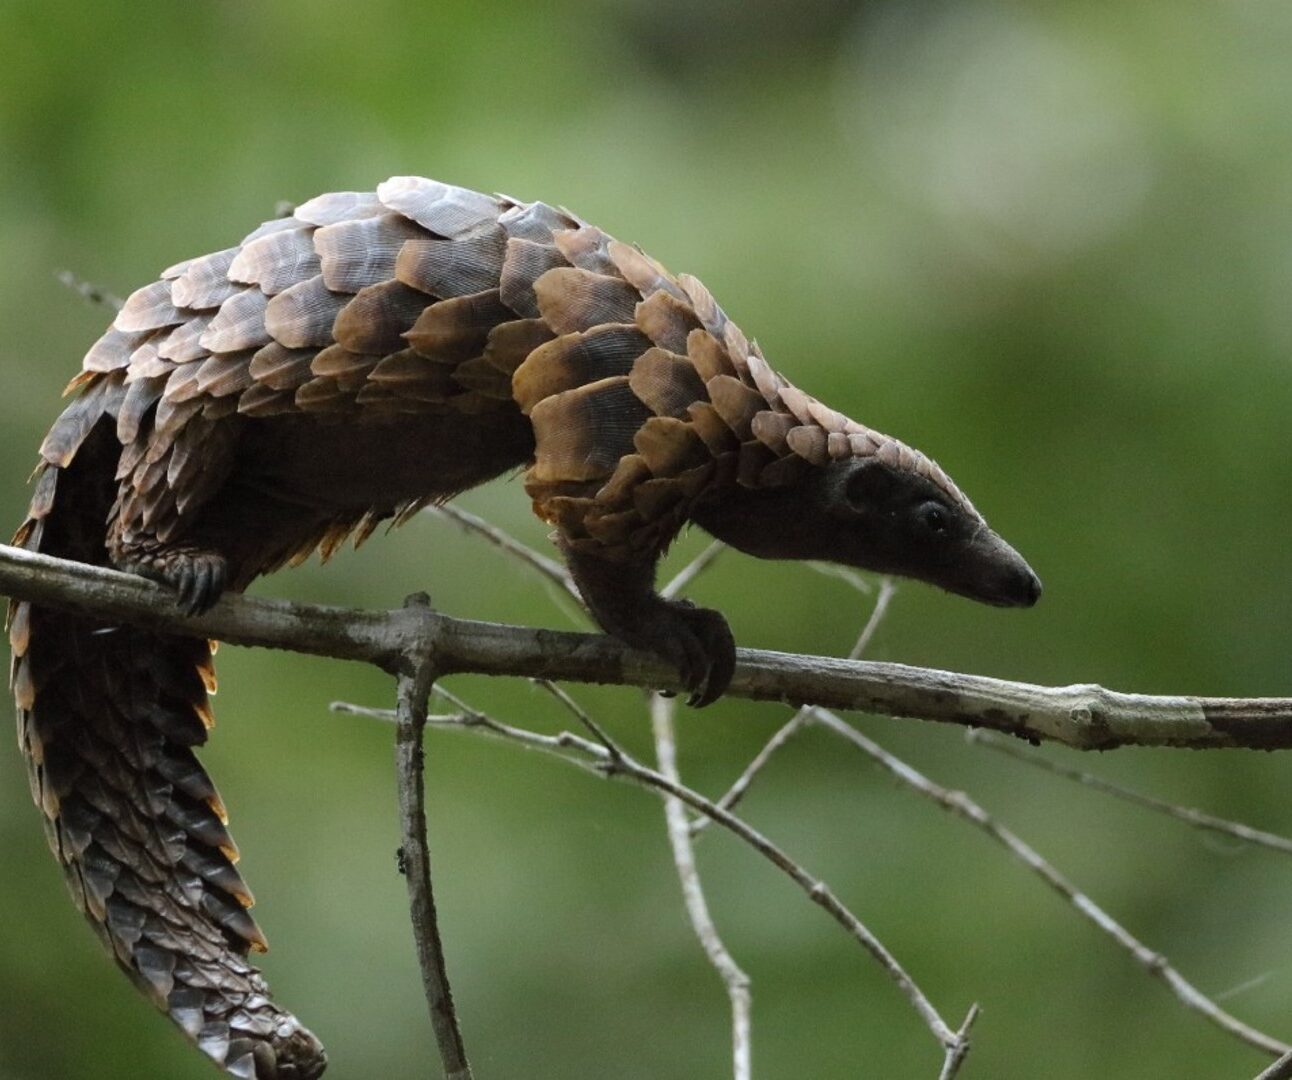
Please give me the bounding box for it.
[10,381,325,1078]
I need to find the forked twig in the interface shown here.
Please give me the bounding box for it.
[938,1004,981,1080]
[533,678,624,763]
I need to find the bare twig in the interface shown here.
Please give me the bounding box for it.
[6,543,1292,750]
[938,1004,981,1080]
[692,577,897,835]
[1255,1048,1292,1080]
[967,729,1292,856]
[1216,972,1276,1004]
[660,540,727,600]
[393,595,472,1080]
[333,695,965,1059]
[55,269,123,311]
[532,678,623,762]
[651,693,752,1080]
[812,708,1291,1059]
[427,503,579,600]
[690,711,811,837]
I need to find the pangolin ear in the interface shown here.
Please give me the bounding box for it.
[843,459,896,509]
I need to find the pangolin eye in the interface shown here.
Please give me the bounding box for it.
[917,501,949,535]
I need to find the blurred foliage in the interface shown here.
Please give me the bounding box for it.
[2,1,1292,1077]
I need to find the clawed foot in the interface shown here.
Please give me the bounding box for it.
[170,552,228,616]
[123,549,229,616]
[638,599,736,708]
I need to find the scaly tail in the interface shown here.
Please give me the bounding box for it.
[10,377,326,1078]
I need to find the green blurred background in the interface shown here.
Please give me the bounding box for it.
[3,1,1292,1076]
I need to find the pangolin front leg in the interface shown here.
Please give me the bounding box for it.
[563,542,737,708]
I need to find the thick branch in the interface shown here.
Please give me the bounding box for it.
[4,543,1292,750]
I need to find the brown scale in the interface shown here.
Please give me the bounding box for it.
[633,290,701,352]
[228,225,321,294]
[512,324,652,412]
[404,289,513,363]
[499,238,567,317]
[13,174,1009,1080]
[395,229,507,298]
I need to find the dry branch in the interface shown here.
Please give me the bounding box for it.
[4,543,1292,752]
[392,595,472,1080]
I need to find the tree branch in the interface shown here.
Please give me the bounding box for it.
[4,543,1292,750]
[393,595,472,1080]
[938,1005,981,1080]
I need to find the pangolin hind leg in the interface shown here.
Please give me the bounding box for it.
[112,541,230,615]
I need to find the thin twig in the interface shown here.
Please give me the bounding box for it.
[427,503,579,600]
[393,595,472,1080]
[332,695,964,1058]
[812,708,1291,1059]
[651,693,752,1080]
[430,684,489,722]
[532,678,624,762]
[1216,972,1275,1003]
[55,269,123,311]
[967,729,1292,856]
[660,540,727,600]
[692,577,897,835]
[938,1004,981,1080]
[690,711,811,837]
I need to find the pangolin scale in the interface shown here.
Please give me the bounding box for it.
[11,176,1040,1077]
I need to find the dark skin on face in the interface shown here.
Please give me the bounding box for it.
[691,458,1042,609]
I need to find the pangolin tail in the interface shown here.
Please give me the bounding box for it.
[9,377,326,1079]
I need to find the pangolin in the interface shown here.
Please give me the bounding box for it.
[11,176,1041,1078]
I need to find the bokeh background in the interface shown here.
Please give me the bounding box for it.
[2,1,1292,1077]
